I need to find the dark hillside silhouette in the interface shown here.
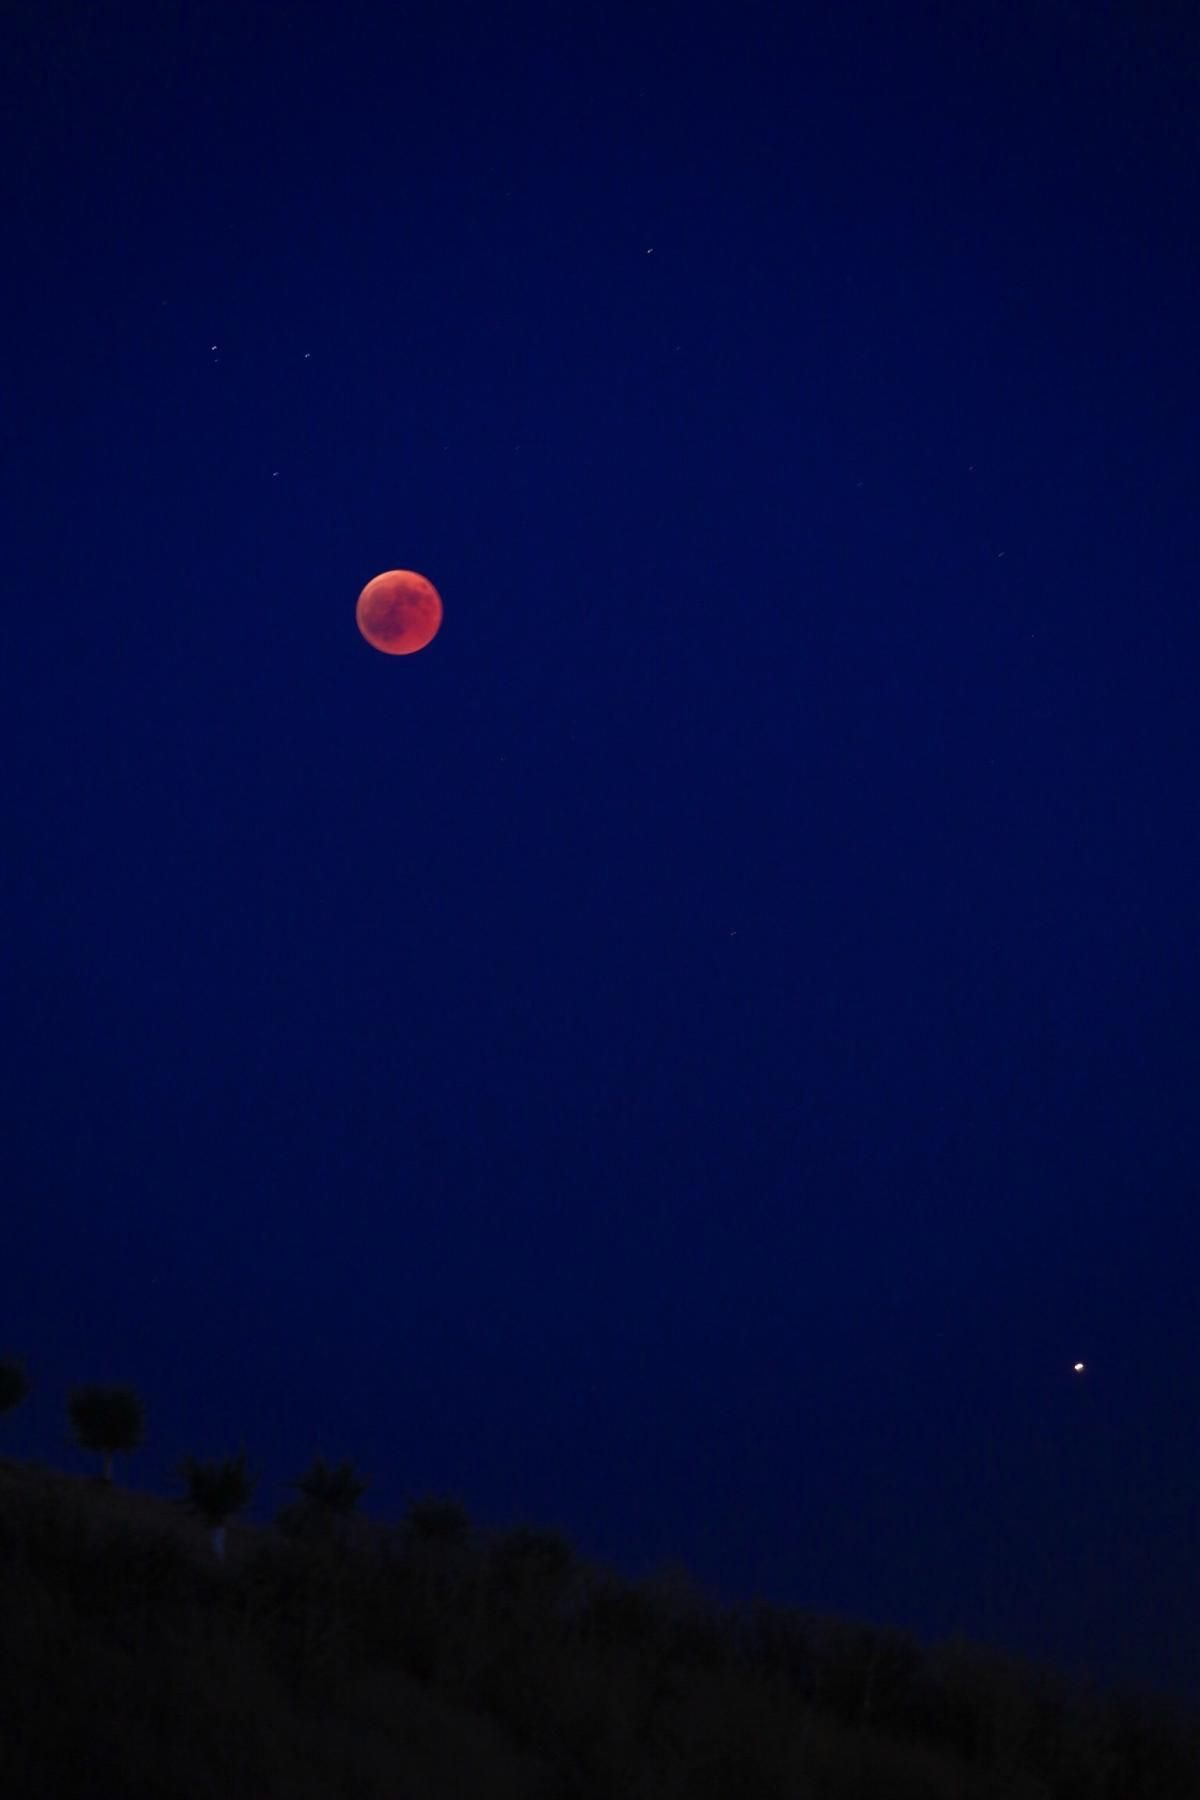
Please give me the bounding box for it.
[1,1453,1197,1799]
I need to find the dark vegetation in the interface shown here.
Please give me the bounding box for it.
[66,1382,146,1483]
[1,1357,1197,1798]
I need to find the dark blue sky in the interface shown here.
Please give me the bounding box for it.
[5,1,1198,1697]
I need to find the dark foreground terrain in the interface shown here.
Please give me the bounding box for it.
[0,1459,1196,1798]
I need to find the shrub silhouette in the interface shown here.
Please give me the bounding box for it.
[278,1455,369,1545]
[177,1449,256,1560]
[0,1355,30,1418]
[297,1454,368,1515]
[67,1383,145,1482]
[485,1523,575,1630]
[402,1492,472,1549]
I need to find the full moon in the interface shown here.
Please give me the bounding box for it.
[355,569,443,656]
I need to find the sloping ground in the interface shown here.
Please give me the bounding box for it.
[2,1458,1198,1800]
[0,1455,264,1562]
[0,1462,554,1798]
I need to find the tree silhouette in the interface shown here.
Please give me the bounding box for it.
[402,1493,471,1549]
[297,1453,368,1515]
[177,1449,256,1560]
[0,1356,30,1419]
[401,1494,474,1610]
[279,1454,369,1545]
[67,1383,144,1482]
[486,1523,575,1627]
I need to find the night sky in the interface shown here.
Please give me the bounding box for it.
[5,2,1199,1699]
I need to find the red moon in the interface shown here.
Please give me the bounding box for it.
[355,569,443,655]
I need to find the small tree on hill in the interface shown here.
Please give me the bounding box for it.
[0,1356,31,1420]
[403,1494,471,1550]
[67,1383,145,1482]
[279,1454,369,1545]
[402,1494,473,1605]
[486,1523,575,1627]
[178,1449,256,1560]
